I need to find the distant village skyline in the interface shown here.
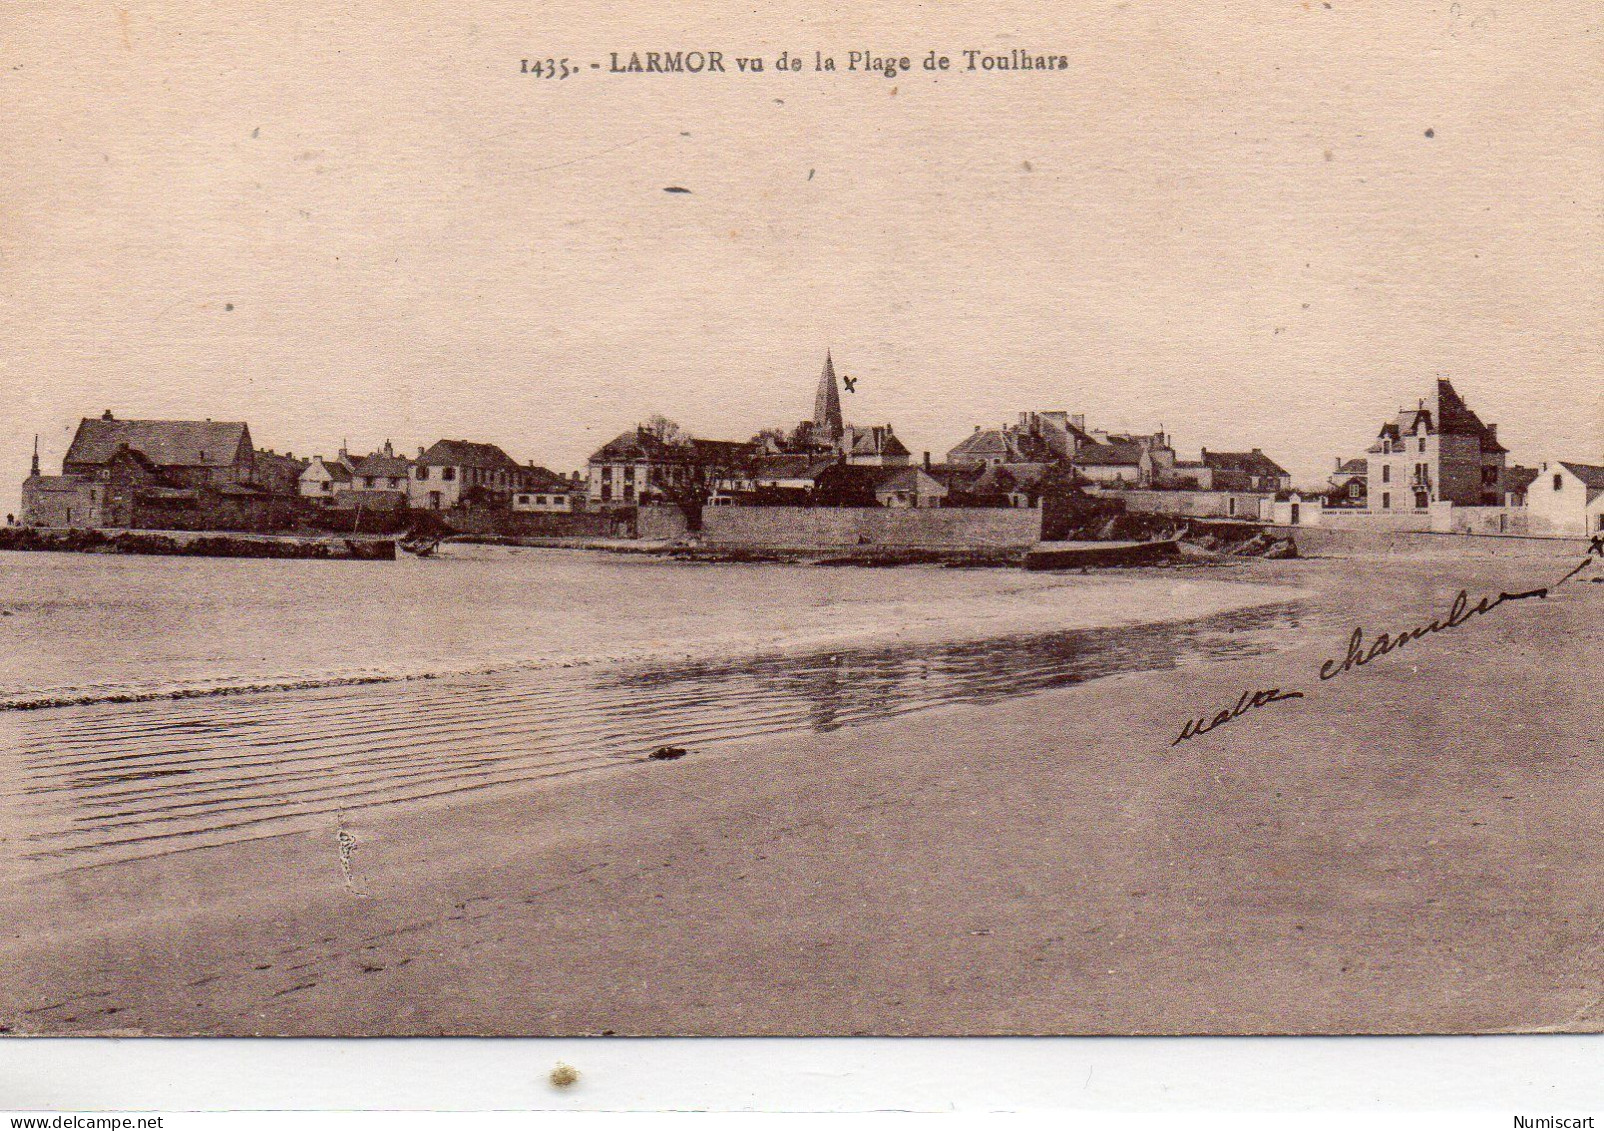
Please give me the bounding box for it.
[9,350,1594,513]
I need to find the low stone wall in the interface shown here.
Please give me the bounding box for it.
[637,504,692,541]
[442,508,620,539]
[1273,525,1587,559]
[1092,488,1272,520]
[1445,506,1531,536]
[699,506,1043,549]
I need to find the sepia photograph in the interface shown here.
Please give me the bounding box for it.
[0,0,1600,1108]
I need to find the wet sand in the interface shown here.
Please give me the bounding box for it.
[1,552,1599,1035]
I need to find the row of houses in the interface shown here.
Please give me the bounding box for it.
[18,412,589,530]
[583,354,1294,512]
[17,355,1598,537]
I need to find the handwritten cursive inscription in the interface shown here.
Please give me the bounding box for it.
[1318,586,1548,683]
[1172,686,1305,745]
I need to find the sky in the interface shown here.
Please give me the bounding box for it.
[2,1,1599,507]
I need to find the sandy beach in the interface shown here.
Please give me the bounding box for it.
[1,549,1599,1036]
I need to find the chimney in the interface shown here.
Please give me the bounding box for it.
[923,451,932,470]
[974,425,981,432]
[30,435,40,478]
[1252,447,1262,454]
[418,446,425,459]
[1071,414,1085,432]
[382,439,394,457]
[1486,423,1497,439]
[101,409,114,421]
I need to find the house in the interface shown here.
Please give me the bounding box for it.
[19,433,159,528]
[252,449,308,496]
[343,442,414,510]
[298,455,354,503]
[512,470,588,513]
[586,429,756,505]
[1200,448,1291,493]
[411,439,536,510]
[1162,460,1215,490]
[1362,378,1507,512]
[20,475,106,529]
[1326,457,1368,507]
[710,454,840,503]
[839,424,911,467]
[1525,462,1604,535]
[946,412,1090,468]
[63,411,255,489]
[813,463,949,508]
[1071,440,1148,485]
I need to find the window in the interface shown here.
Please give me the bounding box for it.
[600,483,612,501]
[623,484,635,501]
[1554,473,1563,491]
[442,467,455,481]
[1381,465,1390,483]
[417,466,428,480]
[1418,438,1426,453]
[389,477,400,489]
[322,481,332,493]
[1382,492,1391,510]
[364,477,375,488]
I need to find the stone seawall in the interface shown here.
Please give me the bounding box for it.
[1273,525,1587,559]
[697,506,1044,550]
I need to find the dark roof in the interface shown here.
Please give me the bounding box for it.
[1333,458,1367,477]
[843,426,910,459]
[254,449,308,471]
[65,418,251,468]
[1559,462,1604,491]
[948,429,1012,458]
[1369,379,1505,454]
[689,438,756,463]
[589,430,678,463]
[1435,379,1505,451]
[520,466,579,492]
[351,452,414,478]
[418,439,524,471]
[1073,441,1145,467]
[752,455,837,480]
[1502,465,1539,493]
[1201,449,1289,477]
[588,430,754,465]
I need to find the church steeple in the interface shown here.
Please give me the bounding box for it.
[29,435,40,478]
[812,350,844,443]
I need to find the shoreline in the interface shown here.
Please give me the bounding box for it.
[0,562,1308,712]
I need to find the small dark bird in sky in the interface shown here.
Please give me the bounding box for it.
[842,375,858,393]
[663,186,691,194]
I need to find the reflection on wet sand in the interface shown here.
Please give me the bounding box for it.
[0,602,1309,873]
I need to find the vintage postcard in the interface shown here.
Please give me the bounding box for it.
[0,0,1599,1046]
